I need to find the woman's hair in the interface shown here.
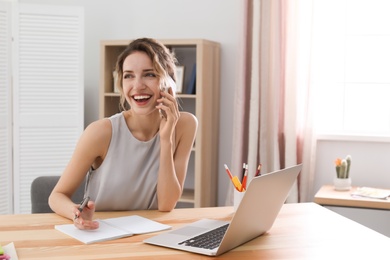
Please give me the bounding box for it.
[115,38,177,111]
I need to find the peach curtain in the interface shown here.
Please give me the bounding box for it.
[227,0,316,205]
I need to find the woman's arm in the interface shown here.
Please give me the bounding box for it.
[48,119,111,227]
[157,111,198,211]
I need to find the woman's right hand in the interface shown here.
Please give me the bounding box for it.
[73,200,99,230]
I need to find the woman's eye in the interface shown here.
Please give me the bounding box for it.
[123,74,133,79]
[145,73,156,77]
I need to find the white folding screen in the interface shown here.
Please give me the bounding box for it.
[0,2,13,214]
[11,4,84,214]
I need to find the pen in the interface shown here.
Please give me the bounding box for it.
[241,164,248,191]
[74,196,90,220]
[224,164,234,180]
[232,176,243,192]
[224,164,243,192]
[241,163,246,182]
[255,164,262,177]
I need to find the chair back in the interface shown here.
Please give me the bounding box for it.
[30,176,85,213]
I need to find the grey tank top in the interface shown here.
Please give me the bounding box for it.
[85,112,159,211]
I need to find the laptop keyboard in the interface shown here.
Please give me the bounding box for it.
[178,224,229,250]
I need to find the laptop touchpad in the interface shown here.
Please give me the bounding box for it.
[171,226,208,236]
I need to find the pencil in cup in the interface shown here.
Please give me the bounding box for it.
[255,164,262,177]
[241,164,248,191]
[224,164,244,192]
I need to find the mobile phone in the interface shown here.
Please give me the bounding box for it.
[159,76,176,118]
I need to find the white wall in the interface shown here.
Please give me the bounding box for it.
[312,136,390,199]
[20,0,243,206]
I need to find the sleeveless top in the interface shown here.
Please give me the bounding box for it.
[85,112,159,211]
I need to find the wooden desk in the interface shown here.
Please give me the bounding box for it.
[314,184,390,210]
[1,203,389,259]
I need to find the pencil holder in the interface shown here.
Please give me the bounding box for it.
[233,189,246,211]
[333,177,351,191]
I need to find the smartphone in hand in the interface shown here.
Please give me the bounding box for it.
[159,76,176,118]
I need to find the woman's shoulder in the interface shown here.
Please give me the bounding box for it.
[87,112,125,131]
[178,111,197,122]
[84,117,112,141]
[178,111,198,127]
[73,118,112,160]
[176,112,198,137]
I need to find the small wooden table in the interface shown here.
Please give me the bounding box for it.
[314,185,390,210]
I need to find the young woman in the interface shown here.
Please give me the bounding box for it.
[49,38,198,230]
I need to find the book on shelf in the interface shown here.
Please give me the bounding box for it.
[55,215,171,244]
[186,63,196,94]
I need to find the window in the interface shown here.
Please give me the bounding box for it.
[312,0,390,136]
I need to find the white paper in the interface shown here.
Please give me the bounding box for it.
[55,215,171,244]
[3,242,18,260]
[55,220,131,244]
[102,215,171,234]
[351,187,390,199]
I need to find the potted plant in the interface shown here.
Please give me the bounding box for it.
[334,155,352,191]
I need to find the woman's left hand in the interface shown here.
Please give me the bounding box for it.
[156,87,180,140]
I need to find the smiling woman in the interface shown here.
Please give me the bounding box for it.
[99,39,220,209]
[48,38,198,230]
[115,38,178,112]
[122,52,161,114]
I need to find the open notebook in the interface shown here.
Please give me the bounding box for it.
[144,164,302,256]
[55,215,171,244]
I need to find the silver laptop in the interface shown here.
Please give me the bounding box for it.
[144,164,302,256]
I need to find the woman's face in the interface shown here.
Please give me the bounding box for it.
[122,51,161,115]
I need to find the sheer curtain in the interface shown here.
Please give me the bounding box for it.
[227,0,316,204]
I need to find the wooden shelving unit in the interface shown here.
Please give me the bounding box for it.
[99,39,220,207]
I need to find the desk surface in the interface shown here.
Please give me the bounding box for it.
[1,203,389,259]
[314,185,390,210]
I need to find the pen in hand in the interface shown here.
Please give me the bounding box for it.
[74,196,90,220]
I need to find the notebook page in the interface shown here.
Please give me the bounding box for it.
[102,215,171,234]
[55,220,132,244]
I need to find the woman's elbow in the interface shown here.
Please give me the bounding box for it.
[158,202,176,212]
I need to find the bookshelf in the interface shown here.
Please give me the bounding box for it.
[99,39,220,207]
